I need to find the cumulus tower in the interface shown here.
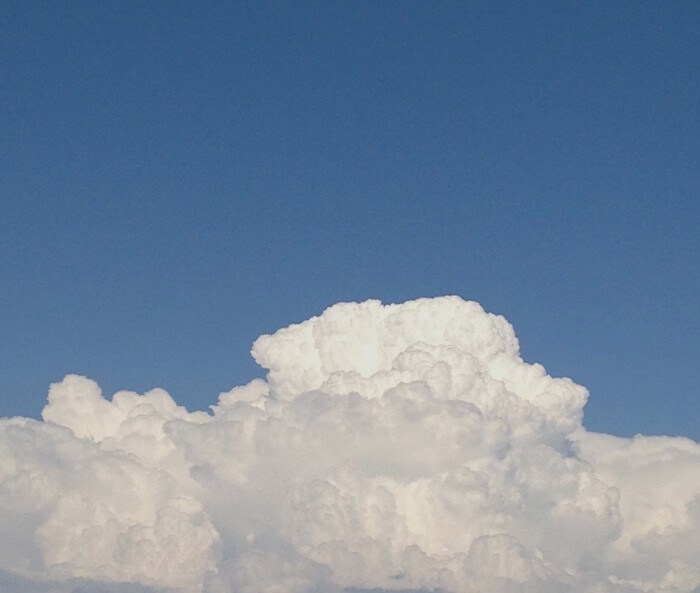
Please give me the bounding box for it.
[0,297,698,593]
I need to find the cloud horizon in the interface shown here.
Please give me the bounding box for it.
[1,297,698,593]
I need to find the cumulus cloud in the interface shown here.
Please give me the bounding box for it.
[1,297,698,593]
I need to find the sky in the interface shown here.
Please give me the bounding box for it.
[2,0,699,444]
[1,3,700,592]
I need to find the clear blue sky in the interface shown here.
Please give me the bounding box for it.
[2,1,698,439]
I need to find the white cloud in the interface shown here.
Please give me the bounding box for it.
[1,297,698,592]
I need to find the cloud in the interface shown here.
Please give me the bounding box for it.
[1,297,698,593]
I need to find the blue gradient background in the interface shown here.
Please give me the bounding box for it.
[2,1,698,439]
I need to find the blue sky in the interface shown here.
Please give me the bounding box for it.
[1,1,698,439]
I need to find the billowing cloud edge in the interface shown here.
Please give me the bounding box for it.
[1,297,698,593]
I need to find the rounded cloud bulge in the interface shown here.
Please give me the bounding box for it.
[1,297,698,593]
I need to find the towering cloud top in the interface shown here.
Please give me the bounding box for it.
[252,297,520,396]
[1,297,698,593]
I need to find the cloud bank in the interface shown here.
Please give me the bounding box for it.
[1,297,698,593]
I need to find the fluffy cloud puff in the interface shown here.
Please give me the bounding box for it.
[1,297,698,593]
